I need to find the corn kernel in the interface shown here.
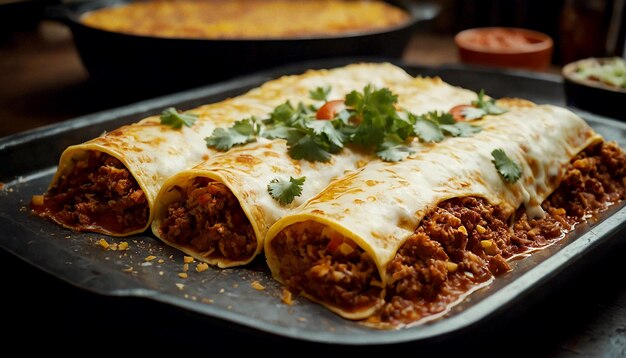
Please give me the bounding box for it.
[445,261,458,273]
[98,239,109,250]
[183,256,194,263]
[458,225,468,235]
[339,242,355,255]
[481,240,498,255]
[476,224,487,234]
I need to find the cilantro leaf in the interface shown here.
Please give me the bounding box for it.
[454,122,483,136]
[484,101,507,115]
[347,85,399,148]
[424,111,455,125]
[306,120,344,148]
[389,111,415,140]
[309,86,331,101]
[261,125,299,140]
[268,102,297,124]
[351,120,386,148]
[205,118,259,151]
[376,134,415,162]
[413,117,444,143]
[439,124,461,136]
[472,89,507,116]
[461,106,487,120]
[160,107,198,129]
[287,134,333,162]
[232,117,260,136]
[491,149,522,183]
[267,176,306,205]
[440,122,482,137]
[346,85,398,118]
[336,109,352,124]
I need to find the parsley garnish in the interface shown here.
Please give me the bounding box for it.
[267,176,306,205]
[491,149,522,183]
[205,117,260,151]
[160,107,198,129]
[462,89,508,119]
[309,86,331,101]
[204,85,484,163]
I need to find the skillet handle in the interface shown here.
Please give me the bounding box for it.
[396,0,441,23]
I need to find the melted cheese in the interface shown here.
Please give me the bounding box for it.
[152,72,478,266]
[49,63,417,236]
[265,104,601,319]
[81,0,409,39]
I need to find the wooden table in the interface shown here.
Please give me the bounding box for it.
[1,21,624,355]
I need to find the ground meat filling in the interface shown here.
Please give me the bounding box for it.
[270,221,383,313]
[159,177,256,261]
[33,150,148,233]
[379,141,626,324]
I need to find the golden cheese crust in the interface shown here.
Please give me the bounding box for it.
[81,0,410,39]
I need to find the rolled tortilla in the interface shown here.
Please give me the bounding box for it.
[265,104,615,320]
[151,75,479,267]
[32,63,414,236]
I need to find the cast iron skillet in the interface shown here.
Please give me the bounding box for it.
[48,0,439,94]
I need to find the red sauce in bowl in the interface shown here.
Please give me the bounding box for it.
[455,27,553,69]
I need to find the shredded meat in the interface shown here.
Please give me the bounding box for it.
[271,141,626,325]
[270,221,383,313]
[379,141,626,324]
[159,177,256,261]
[33,151,148,233]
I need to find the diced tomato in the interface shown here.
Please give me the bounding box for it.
[326,233,343,254]
[196,193,213,205]
[316,99,346,120]
[449,104,473,122]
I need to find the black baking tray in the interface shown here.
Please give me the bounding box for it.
[1,59,626,346]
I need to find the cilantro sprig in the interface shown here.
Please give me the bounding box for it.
[160,107,198,129]
[261,101,344,162]
[205,85,485,163]
[491,149,522,183]
[462,90,508,120]
[267,176,306,205]
[205,117,260,151]
[309,86,331,101]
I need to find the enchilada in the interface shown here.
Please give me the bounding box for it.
[265,103,626,322]
[32,63,414,236]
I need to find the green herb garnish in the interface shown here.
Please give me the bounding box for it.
[205,117,260,151]
[491,149,522,183]
[267,176,306,205]
[160,107,198,129]
[309,86,331,101]
[376,134,415,162]
[205,85,485,162]
[462,89,508,119]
